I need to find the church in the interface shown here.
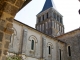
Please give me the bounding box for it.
[0,0,80,60]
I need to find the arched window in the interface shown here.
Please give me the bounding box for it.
[47,42,53,55]
[49,46,51,54]
[68,46,71,56]
[31,40,34,50]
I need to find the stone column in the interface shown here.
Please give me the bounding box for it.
[0,0,25,60]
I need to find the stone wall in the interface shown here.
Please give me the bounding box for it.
[57,29,80,60]
[0,0,27,60]
[8,20,67,60]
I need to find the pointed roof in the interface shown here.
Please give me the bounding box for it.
[40,0,56,13]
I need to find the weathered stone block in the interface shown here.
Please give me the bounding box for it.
[0,2,6,11]
[0,11,2,17]
[3,50,7,55]
[0,43,2,48]
[15,0,24,8]
[4,3,18,16]
[6,23,13,28]
[0,26,5,31]
[0,19,6,26]
[4,41,9,49]
[5,28,14,34]
[5,34,11,40]
[6,0,16,4]
[6,17,13,22]
[2,56,6,60]
[0,49,2,56]
[0,32,3,42]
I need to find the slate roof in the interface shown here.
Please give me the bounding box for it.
[39,0,56,14]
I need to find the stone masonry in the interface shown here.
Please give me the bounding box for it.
[56,29,80,60]
[0,0,28,60]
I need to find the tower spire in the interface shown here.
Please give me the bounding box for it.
[40,0,56,13]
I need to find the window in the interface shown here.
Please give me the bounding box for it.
[47,13,48,18]
[57,15,59,21]
[38,17,41,23]
[49,46,51,54]
[31,40,34,50]
[60,17,62,23]
[43,15,44,21]
[68,46,71,56]
[59,49,61,60]
[47,43,53,56]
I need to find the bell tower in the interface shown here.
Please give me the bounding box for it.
[36,0,64,37]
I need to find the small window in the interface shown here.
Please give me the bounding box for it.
[31,40,34,50]
[43,15,44,20]
[47,13,48,18]
[59,49,61,60]
[49,46,51,54]
[60,17,62,23]
[68,46,71,56]
[38,17,41,23]
[57,15,59,21]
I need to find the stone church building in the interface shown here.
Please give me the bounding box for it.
[0,0,80,60]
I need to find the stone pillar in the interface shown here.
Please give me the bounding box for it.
[0,0,25,60]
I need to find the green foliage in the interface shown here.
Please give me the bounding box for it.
[7,55,22,60]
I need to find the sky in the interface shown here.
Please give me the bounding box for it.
[15,0,80,33]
